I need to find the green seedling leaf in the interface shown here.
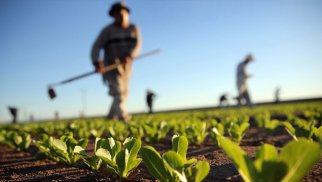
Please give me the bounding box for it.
[163,151,185,172]
[217,136,255,182]
[254,144,287,181]
[117,137,142,178]
[96,148,113,163]
[194,161,210,182]
[163,151,186,182]
[140,146,172,182]
[280,139,321,182]
[13,135,23,146]
[73,145,87,156]
[52,138,67,153]
[172,135,188,161]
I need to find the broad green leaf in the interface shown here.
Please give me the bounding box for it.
[217,136,255,182]
[108,139,122,160]
[108,137,116,149]
[123,137,132,145]
[140,146,172,182]
[194,161,210,182]
[95,138,109,151]
[266,119,281,130]
[128,158,142,174]
[254,144,286,181]
[52,138,67,153]
[116,148,127,177]
[124,138,141,163]
[254,144,278,171]
[22,133,31,150]
[259,161,287,182]
[73,145,87,156]
[125,138,142,171]
[172,135,188,161]
[240,122,250,134]
[163,151,187,182]
[216,123,225,135]
[280,139,321,182]
[95,137,102,152]
[163,151,185,173]
[96,148,113,164]
[13,135,23,145]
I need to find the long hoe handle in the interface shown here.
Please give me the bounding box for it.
[51,49,160,86]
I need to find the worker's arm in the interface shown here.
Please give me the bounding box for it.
[129,25,142,59]
[91,28,107,73]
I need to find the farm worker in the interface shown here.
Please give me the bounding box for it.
[91,2,142,122]
[219,93,229,107]
[275,86,281,103]
[146,89,156,114]
[8,106,18,124]
[236,54,254,107]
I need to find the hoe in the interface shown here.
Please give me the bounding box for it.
[47,49,160,99]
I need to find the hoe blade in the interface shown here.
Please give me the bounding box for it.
[48,87,56,99]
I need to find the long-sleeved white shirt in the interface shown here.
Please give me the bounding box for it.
[237,61,250,93]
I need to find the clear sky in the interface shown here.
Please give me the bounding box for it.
[1,0,321,122]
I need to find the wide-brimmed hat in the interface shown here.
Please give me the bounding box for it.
[108,2,130,16]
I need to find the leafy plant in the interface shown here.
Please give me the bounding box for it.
[282,120,319,141]
[143,121,171,143]
[185,122,208,145]
[215,132,321,182]
[107,122,129,141]
[90,128,104,138]
[95,137,142,179]
[34,132,88,165]
[128,124,144,140]
[227,121,249,143]
[254,111,270,128]
[209,124,225,145]
[73,145,102,171]
[140,135,210,182]
[0,130,31,151]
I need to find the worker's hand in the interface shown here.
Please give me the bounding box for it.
[121,56,132,70]
[93,61,104,73]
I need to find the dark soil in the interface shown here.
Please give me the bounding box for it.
[1,126,321,182]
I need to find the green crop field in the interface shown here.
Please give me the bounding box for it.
[1,101,321,181]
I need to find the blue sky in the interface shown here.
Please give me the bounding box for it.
[1,0,321,122]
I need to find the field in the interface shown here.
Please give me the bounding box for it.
[1,101,322,182]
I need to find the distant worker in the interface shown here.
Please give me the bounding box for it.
[55,111,59,120]
[236,54,254,107]
[146,89,156,114]
[275,86,281,103]
[8,106,18,124]
[30,114,34,122]
[91,2,142,122]
[219,93,229,107]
